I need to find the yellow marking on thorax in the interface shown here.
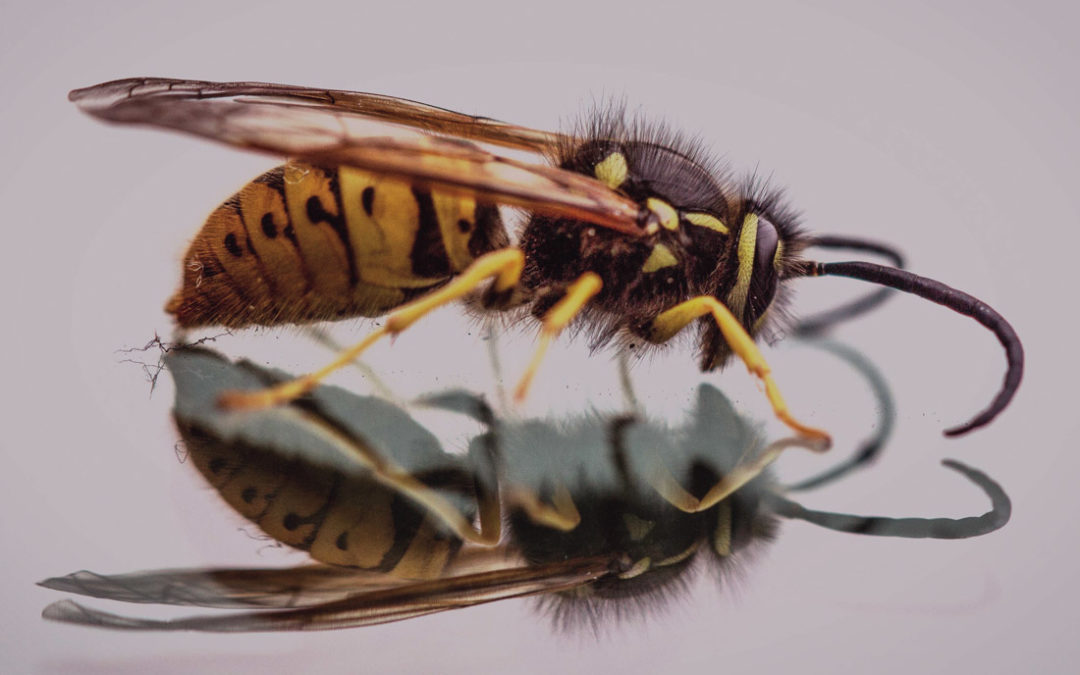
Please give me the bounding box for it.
[338,167,446,289]
[283,162,351,296]
[594,152,629,189]
[646,198,680,231]
[642,243,679,273]
[727,213,759,320]
[685,211,729,234]
[712,500,733,556]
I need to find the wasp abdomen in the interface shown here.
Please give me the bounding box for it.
[181,420,464,579]
[166,162,508,328]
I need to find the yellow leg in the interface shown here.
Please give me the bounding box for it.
[694,437,821,510]
[218,248,526,411]
[649,296,832,445]
[646,437,824,515]
[507,484,582,531]
[512,272,603,402]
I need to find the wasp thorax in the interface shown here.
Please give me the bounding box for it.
[564,140,729,216]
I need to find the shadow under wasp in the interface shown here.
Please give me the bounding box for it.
[40,345,1009,632]
[69,78,1023,446]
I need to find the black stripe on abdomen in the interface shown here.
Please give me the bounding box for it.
[376,493,426,573]
[410,188,452,278]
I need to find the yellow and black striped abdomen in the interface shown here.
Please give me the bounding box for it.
[166,162,508,328]
[181,420,466,579]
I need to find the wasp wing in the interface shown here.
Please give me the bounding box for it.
[69,78,645,236]
[38,547,531,611]
[38,565,393,610]
[41,556,615,632]
[70,77,567,152]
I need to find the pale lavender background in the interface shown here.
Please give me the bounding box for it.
[2,1,1076,673]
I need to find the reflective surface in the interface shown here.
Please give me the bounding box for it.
[3,1,1073,672]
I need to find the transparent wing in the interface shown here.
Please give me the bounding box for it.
[41,555,615,632]
[69,77,645,235]
[39,565,402,610]
[38,547,530,610]
[69,77,567,152]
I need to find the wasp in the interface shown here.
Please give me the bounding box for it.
[40,347,1009,632]
[69,78,1023,442]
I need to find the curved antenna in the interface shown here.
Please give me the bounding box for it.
[785,340,896,492]
[791,235,906,336]
[792,259,1023,436]
[767,460,1010,538]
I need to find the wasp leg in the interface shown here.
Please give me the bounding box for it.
[694,437,819,510]
[506,483,582,531]
[363,455,504,547]
[300,325,403,404]
[512,272,603,402]
[646,296,832,445]
[256,399,505,547]
[218,248,526,411]
[482,322,511,414]
[642,437,822,514]
[617,348,643,415]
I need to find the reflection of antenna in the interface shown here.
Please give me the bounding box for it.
[785,339,896,492]
[769,460,1011,539]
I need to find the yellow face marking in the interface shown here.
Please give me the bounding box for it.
[752,311,771,334]
[685,211,729,234]
[641,243,679,273]
[773,239,785,267]
[594,152,629,189]
[727,213,759,320]
[712,501,733,556]
[646,198,679,231]
[622,513,656,541]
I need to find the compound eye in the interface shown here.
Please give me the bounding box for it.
[754,216,779,274]
[747,215,781,324]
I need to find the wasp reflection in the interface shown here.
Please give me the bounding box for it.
[40,346,1009,632]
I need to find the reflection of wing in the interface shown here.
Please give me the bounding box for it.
[38,547,532,610]
[41,556,615,632]
[39,565,403,610]
[69,78,646,236]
